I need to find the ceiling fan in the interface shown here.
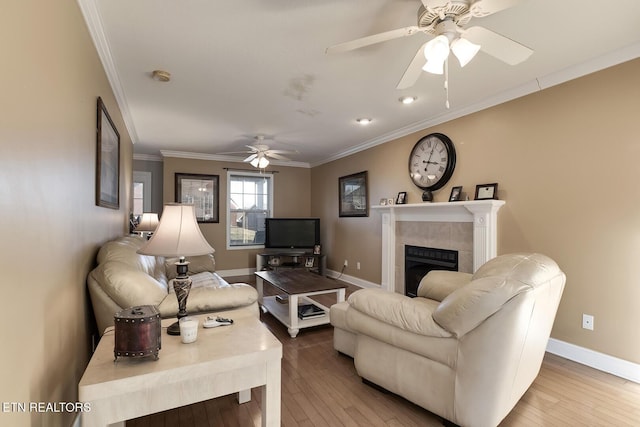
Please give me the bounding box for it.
[218,136,298,169]
[326,0,533,92]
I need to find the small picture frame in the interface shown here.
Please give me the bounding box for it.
[474,183,498,200]
[396,192,407,205]
[379,198,387,206]
[387,198,394,205]
[305,257,315,268]
[313,244,321,255]
[449,186,463,202]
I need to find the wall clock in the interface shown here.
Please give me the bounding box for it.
[408,133,456,201]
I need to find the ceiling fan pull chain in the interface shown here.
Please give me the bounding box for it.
[444,58,450,109]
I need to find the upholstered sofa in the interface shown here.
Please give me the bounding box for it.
[330,253,566,427]
[88,235,259,335]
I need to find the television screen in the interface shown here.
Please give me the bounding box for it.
[264,218,320,249]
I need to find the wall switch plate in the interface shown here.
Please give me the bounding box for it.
[582,314,594,330]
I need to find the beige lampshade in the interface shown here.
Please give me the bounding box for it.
[136,212,159,232]
[137,203,214,257]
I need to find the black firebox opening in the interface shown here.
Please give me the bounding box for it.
[404,245,458,298]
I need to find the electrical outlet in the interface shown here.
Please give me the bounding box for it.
[582,314,594,331]
[357,262,361,270]
[343,259,348,267]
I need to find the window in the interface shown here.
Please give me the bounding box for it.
[132,171,152,218]
[227,171,273,249]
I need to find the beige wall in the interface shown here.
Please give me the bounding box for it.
[312,58,640,364]
[0,1,131,426]
[162,157,311,269]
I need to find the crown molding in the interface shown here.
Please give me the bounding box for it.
[77,0,139,144]
[133,153,163,162]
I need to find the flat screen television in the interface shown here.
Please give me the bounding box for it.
[264,218,320,250]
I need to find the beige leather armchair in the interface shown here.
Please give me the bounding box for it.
[331,253,565,427]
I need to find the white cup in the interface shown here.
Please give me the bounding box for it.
[179,316,199,344]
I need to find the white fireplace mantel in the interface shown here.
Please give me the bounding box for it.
[372,200,505,292]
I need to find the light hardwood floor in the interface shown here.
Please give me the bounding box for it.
[127,275,640,426]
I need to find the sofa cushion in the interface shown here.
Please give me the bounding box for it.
[348,288,451,338]
[433,276,530,337]
[92,261,167,309]
[165,253,216,280]
[158,274,258,317]
[417,270,472,301]
[96,236,167,284]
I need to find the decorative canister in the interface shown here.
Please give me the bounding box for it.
[114,305,161,361]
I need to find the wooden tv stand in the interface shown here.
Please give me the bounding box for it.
[257,252,326,276]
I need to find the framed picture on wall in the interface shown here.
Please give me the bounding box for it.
[175,173,220,223]
[96,97,120,209]
[339,171,369,217]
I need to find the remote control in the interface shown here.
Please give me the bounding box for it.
[203,316,234,328]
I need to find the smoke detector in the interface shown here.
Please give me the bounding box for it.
[151,70,171,82]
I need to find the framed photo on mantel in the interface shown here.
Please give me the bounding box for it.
[474,183,498,200]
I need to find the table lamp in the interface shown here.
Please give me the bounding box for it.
[135,212,159,238]
[137,203,214,335]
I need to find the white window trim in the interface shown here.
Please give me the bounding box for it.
[226,170,273,250]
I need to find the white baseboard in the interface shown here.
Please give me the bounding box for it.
[325,269,379,289]
[546,338,640,384]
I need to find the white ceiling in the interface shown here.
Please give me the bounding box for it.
[80,0,640,167]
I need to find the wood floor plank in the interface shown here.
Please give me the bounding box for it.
[126,275,640,426]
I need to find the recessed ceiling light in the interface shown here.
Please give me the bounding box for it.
[399,96,417,104]
[356,118,372,125]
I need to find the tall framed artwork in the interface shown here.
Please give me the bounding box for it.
[175,173,220,223]
[96,97,120,209]
[339,171,368,217]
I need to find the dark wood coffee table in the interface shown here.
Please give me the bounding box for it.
[255,270,346,338]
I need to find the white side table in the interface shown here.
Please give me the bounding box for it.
[79,312,282,426]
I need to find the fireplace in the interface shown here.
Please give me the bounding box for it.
[404,245,458,297]
[373,200,505,293]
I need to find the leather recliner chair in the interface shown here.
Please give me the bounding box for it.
[330,253,566,427]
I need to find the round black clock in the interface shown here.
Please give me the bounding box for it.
[408,133,456,201]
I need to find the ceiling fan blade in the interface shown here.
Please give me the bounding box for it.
[267,153,292,161]
[244,154,257,162]
[463,26,533,65]
[326,26,421,54]
[267,149,298,155]
[245,145,260,152]
[468,0,523,17]
[396,42,428,90]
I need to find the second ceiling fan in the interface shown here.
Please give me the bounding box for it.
[326,0,533,90]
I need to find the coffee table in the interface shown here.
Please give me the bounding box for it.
[255,270,347,338]
[78,312,282,427]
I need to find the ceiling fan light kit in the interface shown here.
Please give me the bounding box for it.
[327,0,533,90]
